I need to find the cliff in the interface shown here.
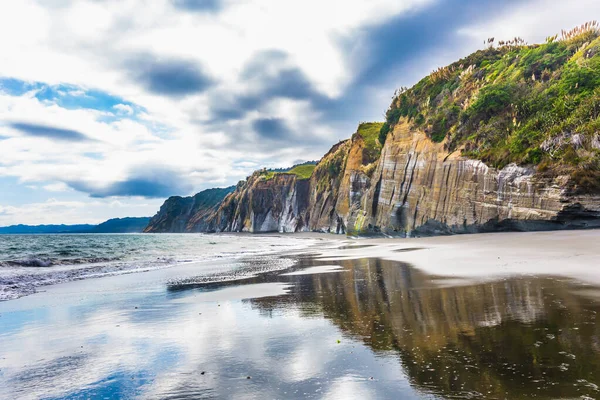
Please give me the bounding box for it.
[210,170,311,233]
[143,187,235,233]
[342,121,600,236]
[146,23,600,236]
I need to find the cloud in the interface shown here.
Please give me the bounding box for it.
[350,0,526,87]
[69,167,195,198]
[43,182,70,192]
[128,56,214,97]
[0,197,161,225]
[86,178,187,198]
[456,0,600,46]
[8,122,92,142]
[113,103,134,115]
[252,118,291,140]
[171,0,221,12]
[207,51,325,124]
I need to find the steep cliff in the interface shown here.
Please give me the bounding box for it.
[146,23,600,236]
[144,187,234,233]
[211,170,311,233]
[340,121,600,236]
[305,123,383,234]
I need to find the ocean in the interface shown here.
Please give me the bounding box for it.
[1,231,600,399]
[0,233,317,301]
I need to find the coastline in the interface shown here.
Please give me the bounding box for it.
[310,229,600,285]
[2,229,600,305]
[2,229,600,399]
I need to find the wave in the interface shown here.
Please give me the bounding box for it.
[0,257,119,268]
[0,234,320,301]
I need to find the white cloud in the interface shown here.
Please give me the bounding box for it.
[112,103,134,115]
[0,197,161,226]
[43,182,71,192]
[0,0,435,220]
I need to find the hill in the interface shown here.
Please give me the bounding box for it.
[0,217,150,234]
[379,21,600,193]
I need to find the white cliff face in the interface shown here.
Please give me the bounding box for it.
[279,181,311,233]
[208,172,311,233]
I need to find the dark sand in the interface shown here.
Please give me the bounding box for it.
[1,230,600,399]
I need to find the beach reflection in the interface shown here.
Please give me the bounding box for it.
[1,257,599,399]
[259,258,600,399]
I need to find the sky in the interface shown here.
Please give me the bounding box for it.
[0,0,598,225]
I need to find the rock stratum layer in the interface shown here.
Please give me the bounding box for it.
[145,120,600,235]
[146,24,600,236]
[341,122,600,236]
[144,187,235,233]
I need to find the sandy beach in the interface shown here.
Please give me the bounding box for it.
[1,230,600,399]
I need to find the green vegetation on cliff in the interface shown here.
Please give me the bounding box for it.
[287,164,317,179]
[313,140,350,193]
[354,122,384,165]
[380,22,600,192]
[259,163,317,181]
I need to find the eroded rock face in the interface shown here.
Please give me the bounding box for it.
[146,122,600,235]
[338,122,600,236]
[210,172,310,233]
[305,140,352,234]
[143,187,235,233]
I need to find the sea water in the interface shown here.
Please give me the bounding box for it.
[0,233,316,301]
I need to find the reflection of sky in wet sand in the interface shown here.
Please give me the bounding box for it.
[0,280,421,399]
[1,255,600,399]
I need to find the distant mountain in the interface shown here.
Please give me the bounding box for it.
[91,217,151,233]
[0,224,96,234]
[0,217,150,234]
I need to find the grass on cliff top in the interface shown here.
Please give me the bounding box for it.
[259,164,316,181]
[378,22,600,193]
[287,164,316,179]
[355,122,384,165]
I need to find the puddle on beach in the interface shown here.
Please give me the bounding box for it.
[1,257,600,399]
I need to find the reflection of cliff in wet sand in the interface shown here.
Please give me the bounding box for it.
[251,257,600,399]
[2,231,600,399]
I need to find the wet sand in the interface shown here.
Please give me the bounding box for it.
[1,230,600,399]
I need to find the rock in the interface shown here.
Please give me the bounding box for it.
[346,122,600,235]
[144,187,235,232]
[145,121,600,236]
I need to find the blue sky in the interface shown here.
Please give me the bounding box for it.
[0,0,598,225]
